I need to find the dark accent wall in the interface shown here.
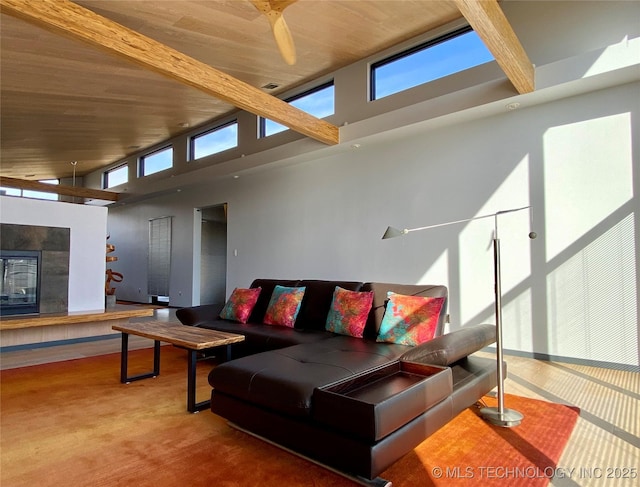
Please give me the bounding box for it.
[1,223,70,314]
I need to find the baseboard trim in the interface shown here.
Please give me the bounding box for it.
[483,346,639,373]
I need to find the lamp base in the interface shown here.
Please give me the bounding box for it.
[479,407,524,428]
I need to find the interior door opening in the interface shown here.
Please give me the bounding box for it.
[198,204,227,308]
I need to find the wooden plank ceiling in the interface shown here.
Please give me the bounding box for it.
[0,0,532,183]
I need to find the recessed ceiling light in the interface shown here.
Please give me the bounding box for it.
[178,122,190,128]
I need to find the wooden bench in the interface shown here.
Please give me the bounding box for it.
[0,305,155,348]
[0,306,155,330]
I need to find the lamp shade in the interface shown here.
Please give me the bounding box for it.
[382,226,406,239]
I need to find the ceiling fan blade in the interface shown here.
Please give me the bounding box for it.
[268,12,296,65]
[269,0,298,11]
[250,0,297,65]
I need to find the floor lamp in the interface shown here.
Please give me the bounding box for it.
[382,205,536,428]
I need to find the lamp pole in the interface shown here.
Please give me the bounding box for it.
[382,206,535,428]
[478,213,524,427]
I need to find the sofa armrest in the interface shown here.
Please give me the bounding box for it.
[400,324,496,366]
[176,304,222,326]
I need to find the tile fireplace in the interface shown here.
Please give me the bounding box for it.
[0,250,41,315]
[0,223,70,316]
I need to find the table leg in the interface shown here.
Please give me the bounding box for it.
[120,332,129,383]
[187,349,211,413]
[153,340,160,375]
[120,333,161,383]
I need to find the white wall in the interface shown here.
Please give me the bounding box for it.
[0,196,108,312]
[102,1,639,367]
[230,83,638,370]
[106,80,638,367]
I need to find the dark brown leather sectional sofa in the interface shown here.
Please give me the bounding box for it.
[176,279,497,483]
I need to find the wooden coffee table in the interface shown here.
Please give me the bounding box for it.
[112,321,244,413]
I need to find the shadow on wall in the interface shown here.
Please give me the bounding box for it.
[383,85,638,368]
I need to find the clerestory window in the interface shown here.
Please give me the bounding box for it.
[139,146,173,177]
[190,121,238,161]
[103,164,128,189]
[260,81,335,138]
[371,26,494,101]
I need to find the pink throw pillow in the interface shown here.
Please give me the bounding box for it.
[219,287,261,324]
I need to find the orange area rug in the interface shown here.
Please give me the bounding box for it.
[1,346,579,486]
[383,392,580,486]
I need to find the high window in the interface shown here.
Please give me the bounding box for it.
[0,179,59,201]
[260,81,334,138]
[139,146,173,177]
[103,164,128,189]
[190,121,238,160]
[371,27,494,100]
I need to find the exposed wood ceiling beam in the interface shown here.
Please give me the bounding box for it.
[0,0,340,146]
[453,0,534,94]
[0,176,119,202]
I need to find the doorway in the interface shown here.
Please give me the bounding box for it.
[198,204,227,307]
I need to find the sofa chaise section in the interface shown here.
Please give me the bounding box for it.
[210,324,497,480]
[210,336,411,418]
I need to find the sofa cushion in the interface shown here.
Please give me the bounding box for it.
[361,282,448,340]
[376,292,445,346]
[295,280,364,331]
[264,285,305,328]
[209,336,410,418]
[325,286,374,338]
[219,287,261,324]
